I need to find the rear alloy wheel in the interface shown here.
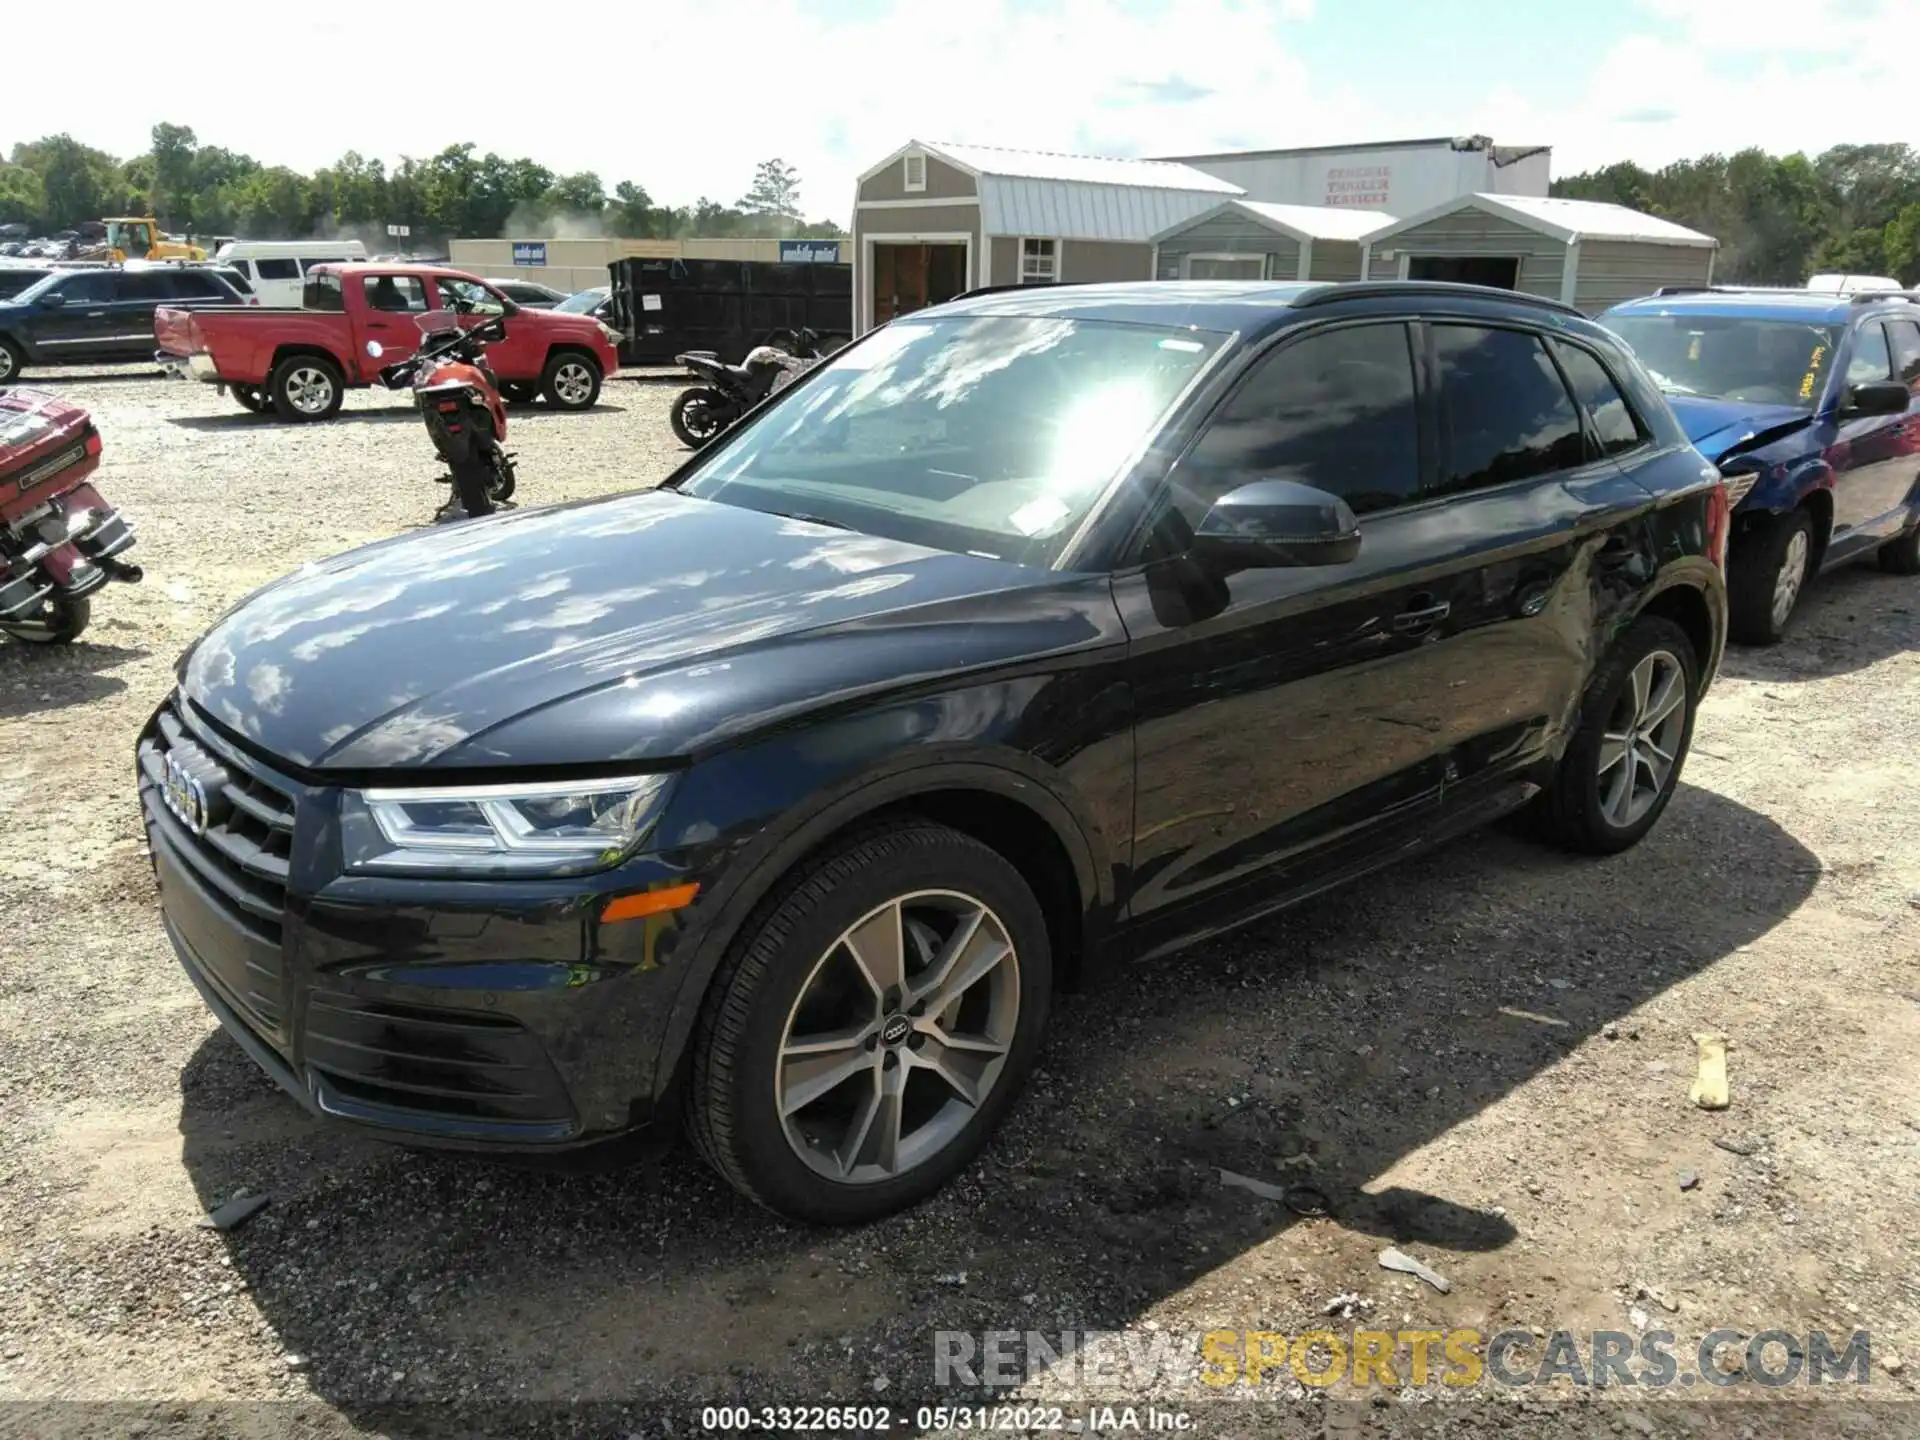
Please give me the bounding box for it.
[1728,507,1813,645]
[686,822,1051,1223]
[0,337,22,384]
[540,352,601,411]
[1534,615,1698,855]
[269,356,343,422]
[670,387,729,448]
[1877,522,1920,576]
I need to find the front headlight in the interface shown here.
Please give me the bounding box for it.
[598,322,622,345]
[341,774,674,877]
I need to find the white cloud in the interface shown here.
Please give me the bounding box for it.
[4,0,1909,229]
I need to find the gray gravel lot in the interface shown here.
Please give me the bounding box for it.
[0,364,1916,1439]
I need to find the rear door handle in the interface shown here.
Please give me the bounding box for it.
[1392,598,1451,632]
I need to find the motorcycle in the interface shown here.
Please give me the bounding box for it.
[0,388,141,644]
[368,313,517,521]
[669,327,830,450]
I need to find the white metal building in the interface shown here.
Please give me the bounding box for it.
[1160,135,1551,218]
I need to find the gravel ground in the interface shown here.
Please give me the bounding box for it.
[0,365,1916,1440]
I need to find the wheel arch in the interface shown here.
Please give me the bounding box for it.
[649,759,1109,1110]
[1631,568,1724,694]
[542,340,601,370]
[268,342,346,379]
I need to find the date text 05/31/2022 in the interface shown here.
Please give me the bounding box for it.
[700,1406,1192,1432]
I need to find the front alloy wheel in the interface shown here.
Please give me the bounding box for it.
[687,821,1051,1223]
[778,892,1020,1185]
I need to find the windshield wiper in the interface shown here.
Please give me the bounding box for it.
[766,509,853,531]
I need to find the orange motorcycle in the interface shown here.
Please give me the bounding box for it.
[369,313,517,521]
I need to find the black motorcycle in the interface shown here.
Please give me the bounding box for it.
[669,327,830,450]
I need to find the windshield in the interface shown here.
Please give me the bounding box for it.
[1608,314,1839,407]
[556,287,608,313]
[677,315,1224,567]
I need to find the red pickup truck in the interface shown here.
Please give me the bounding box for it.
[154,264,620,421]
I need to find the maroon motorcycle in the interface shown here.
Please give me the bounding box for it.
[0,388,141,644]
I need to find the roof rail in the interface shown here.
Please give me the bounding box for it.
[1848,289,1919,305]
[1294,280,1583,317]
[1652,283,1805,297]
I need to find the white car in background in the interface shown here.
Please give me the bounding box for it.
[1806,272,1906,295]
[214,240,370,306]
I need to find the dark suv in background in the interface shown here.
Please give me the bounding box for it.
[1603,287,1920,643]
[0,264,251,382]
[141,281,1728,1224]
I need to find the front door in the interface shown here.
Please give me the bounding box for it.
[32,271,122,361]
[1826,319,1916,548]
[356,272,431,375]
[1117,318,1465,946]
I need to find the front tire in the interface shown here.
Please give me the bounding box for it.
[231,384,263,413]
[670,387,730,448]
[1877,521,1920,575]
[1728,508,1813,645]
[540,352,601,411]
[686,821,1052,1224]
[268,355,343,422]
[1,594,90,645]
[1533,615,1699,855]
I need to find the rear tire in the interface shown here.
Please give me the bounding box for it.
[1877,521,1920,575]
[1532,615,1698,855]
[670,387,730,449]
[1,594,90,645]
[685,821,1052,1224]
[0,336,23,384]
[1728,507,1812,645]
[540,352,601,411]
[268,355,344,422]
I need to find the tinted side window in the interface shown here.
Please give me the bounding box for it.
[303,272,345,311]
[255,258,299,280]
[1846,323,1894,384]
[1430,325,1585,495]
[1549,339,1643,457]
[1179,322,1421,519]
[1885,319,1920,388]
[363,274,428,312]
[116,271,171,302]
[54,271,118,303]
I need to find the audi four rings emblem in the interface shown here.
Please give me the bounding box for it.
[161,752,209,836]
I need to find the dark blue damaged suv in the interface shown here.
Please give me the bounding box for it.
[141,280,1728,1223]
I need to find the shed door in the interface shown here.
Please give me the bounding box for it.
[1408,255,1520,289]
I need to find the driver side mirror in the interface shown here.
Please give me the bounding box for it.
[37,292,66,308]
[1193,480,1362,571]
[1843,380,1911,418]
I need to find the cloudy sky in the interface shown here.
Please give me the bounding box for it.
[7,0,1905,219]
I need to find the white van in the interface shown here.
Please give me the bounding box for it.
[214,240,369,306]
[1806,272,1905,295]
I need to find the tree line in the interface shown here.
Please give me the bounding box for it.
[1553,142,1920,285]
[0,124,845,246]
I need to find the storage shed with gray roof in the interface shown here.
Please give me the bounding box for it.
[1150,199,1391,285]
[1360,193,1718,314]
[851,140,1242,334]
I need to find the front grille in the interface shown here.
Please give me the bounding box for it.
[304,994,574,1127]
[139,702,298,1030]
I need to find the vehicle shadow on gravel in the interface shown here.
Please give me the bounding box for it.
[0,640,146,718]
[166,411,424,432]
[1720,561,1918,683]
[172,781,1819,1421]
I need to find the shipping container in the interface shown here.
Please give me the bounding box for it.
[607,258,853,365]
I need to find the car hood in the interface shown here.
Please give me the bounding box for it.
[180,489,1115,772]
[1665,395,1812,461]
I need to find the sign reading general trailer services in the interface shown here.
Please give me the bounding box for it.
[779,240,841,264]
[512,242,547,266]
[1323,166,1392,208]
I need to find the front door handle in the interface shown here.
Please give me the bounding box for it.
[1392,598,1451,633]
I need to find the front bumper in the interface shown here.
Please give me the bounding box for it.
[139,697,700,1151]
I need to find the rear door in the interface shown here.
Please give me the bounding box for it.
[1416,322,1661,816]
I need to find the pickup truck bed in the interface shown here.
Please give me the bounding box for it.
[155,263,620,421]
